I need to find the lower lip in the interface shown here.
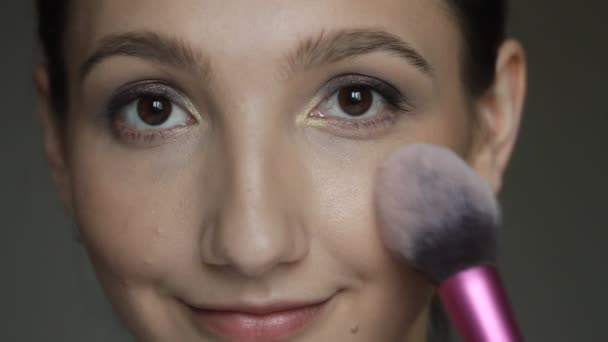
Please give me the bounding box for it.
[191,300,330,341]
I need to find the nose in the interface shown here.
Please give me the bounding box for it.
[200,130,310,278]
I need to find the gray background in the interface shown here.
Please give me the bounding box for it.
[2,1,607,341]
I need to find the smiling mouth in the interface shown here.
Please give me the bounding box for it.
[188,297,334,342]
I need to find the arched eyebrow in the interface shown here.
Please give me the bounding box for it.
[283,29,434,78]
[79,31,210,82]
[80,28,433,82]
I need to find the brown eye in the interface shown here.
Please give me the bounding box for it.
[136,96,173,126]
[337,86,373,117]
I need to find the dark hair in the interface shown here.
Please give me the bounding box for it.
[36,0,507,116]
[446,0,508,96]
[36,0,70,116]
[35,1,506,341]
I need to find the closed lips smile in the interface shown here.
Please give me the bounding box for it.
[189,298,333,341]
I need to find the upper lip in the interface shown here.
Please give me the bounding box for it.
[188,297,333,316]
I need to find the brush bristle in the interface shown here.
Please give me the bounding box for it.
[374,144,500,283]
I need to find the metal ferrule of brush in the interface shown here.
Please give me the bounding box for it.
[439,265,523,342]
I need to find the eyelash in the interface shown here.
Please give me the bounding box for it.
[324,74,410,112]
[98,81,194,145]
[99,75,411,145]
[311,74,411,138]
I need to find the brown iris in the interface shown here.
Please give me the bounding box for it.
[136,96,172,126]
[338,86,373,117]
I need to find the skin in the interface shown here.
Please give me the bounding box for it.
[35,0,526,341]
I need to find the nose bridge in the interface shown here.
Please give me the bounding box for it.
[202,111,309,277]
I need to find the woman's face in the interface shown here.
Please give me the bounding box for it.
[41,0,520,341]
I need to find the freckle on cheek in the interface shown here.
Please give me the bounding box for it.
[350,323,359,334]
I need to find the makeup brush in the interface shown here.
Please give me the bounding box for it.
[374,144,523,342]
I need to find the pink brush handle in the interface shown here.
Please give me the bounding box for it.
[438,265,524,342]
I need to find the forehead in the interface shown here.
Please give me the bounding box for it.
[67,0,461,70]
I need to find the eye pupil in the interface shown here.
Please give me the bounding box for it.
[338,86,373,117]
[137,96,172,126]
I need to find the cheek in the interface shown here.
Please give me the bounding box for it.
[304,111,473,276]
[311,156,385,278]
[410,106,476,156]
[305,132,433,331]
[302,130,386,273]
[305,107,473,265]
[68,137,203,286]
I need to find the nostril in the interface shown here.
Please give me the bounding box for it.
[220,229,297,278]
[199,213,230,267]
[199,211,310,278]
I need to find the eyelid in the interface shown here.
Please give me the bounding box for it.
[100,80,198,120]
[320,73,411,111]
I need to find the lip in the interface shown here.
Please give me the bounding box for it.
[189,297,333,341]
